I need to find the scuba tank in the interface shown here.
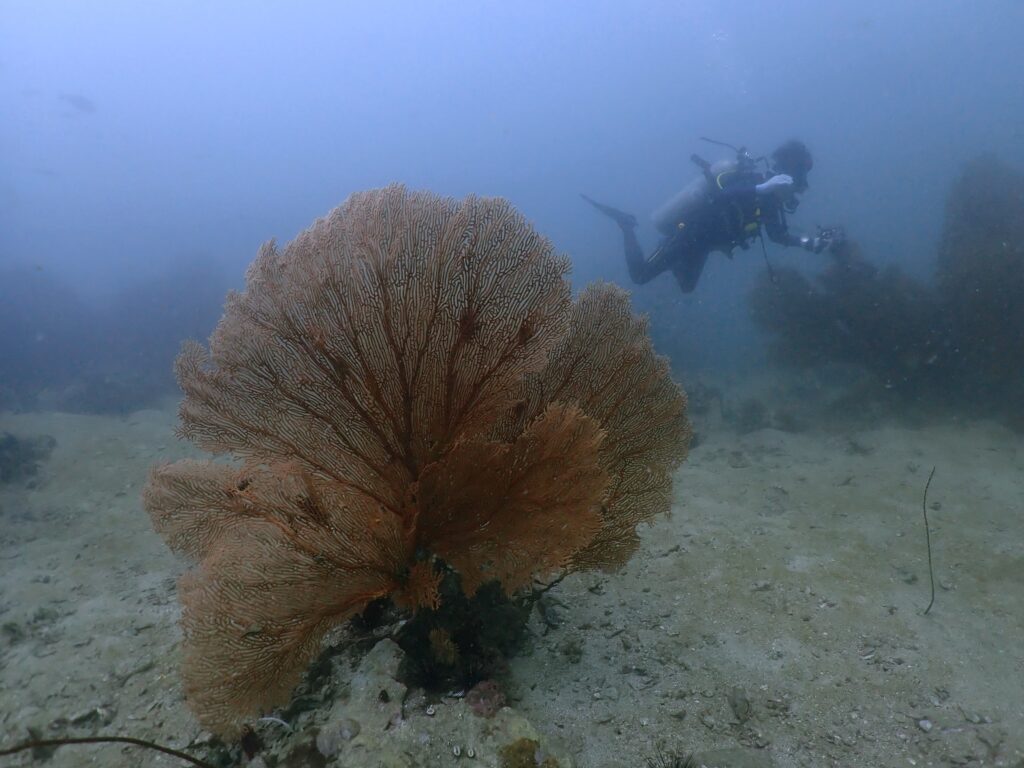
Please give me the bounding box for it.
[649,158,737,237]
[650,139,766,237]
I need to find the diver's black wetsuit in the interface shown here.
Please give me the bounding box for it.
[621,168,804,293]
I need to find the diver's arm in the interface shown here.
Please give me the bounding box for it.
[764,208,818,249]
[755,174,794,197]
[757,175,823,250]
[725,174,800,217]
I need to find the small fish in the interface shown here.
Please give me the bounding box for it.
[59,92,97,114]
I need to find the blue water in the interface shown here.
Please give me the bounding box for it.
[1,3,1023,766]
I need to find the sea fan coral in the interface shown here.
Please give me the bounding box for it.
[144,185,689,735]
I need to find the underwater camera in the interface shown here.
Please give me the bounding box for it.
[817,225,847,254]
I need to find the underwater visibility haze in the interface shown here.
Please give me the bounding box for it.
[1,2,1023,767]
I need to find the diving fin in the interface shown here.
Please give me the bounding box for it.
[580,193,638,230]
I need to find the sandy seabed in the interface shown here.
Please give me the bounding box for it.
[1,400,1022,768]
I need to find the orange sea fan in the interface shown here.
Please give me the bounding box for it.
[143,185,688,736]
[413,402,607,596]
[495,282,692,570]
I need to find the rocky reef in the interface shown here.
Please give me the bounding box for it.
[226,639,576,768]
[0,431,56,485]
[749,156,1024,427]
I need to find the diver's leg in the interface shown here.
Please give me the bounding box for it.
[581,193,677,284]
[623,231,681,284]
[580,194,638,229]
[671,248,711,293]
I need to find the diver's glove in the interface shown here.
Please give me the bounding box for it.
[755,174,794,197]
[800,235,829,254]
[804,226,846,254]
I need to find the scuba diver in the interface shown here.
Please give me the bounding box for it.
[583,138,843,293]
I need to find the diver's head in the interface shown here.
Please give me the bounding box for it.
[771,139,813,193]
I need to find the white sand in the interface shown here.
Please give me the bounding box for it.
[1,404,1022,767]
